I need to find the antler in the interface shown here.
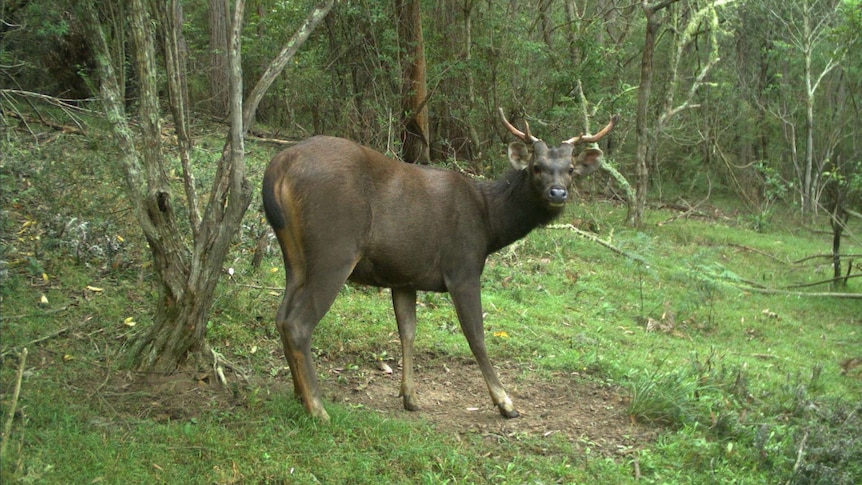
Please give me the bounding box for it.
[498,108,539,144]
[562,114,620,146]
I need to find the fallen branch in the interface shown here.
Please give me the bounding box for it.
[793,253,862,264]
[732,285,861,299]
[788,431,809,484]
[212,348,228,386]
[3,303,75,320]
[549,224,640,260]
[246,134,295,145]
[728,243,788,264]
[0,348,28,460]
[5,109,87,136]
[236,283,283,291]
[0,327,70,358]
[209,347,248,385]
[783,273,862,289]
[658,178,713,226]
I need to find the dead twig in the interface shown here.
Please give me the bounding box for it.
[213,348,228,386]
[87,344,113,399]
[783,273,862,289]
[793,253,862,264]
[733,285,862,299]
[209,348,248,385]
[787,431,809,484]
[658,178,713,226]
[549,224,639,260]
[236,283,283,291]
[0,348,28,460]
[3,303,75,320]
[0,327,70,358]
[728,243,788,264]
[246,134,296,145]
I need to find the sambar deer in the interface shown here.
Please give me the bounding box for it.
[262,109,617,421]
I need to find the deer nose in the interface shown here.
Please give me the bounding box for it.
[547,187,568,205]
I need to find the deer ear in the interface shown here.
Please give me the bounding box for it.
[575,145,603,176]
[507,142,531,170]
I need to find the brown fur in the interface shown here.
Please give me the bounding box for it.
[262,124,613,420]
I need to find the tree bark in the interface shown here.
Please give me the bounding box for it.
[83,0,334,373]
[395,0,431,164]
[209,0,230,116]
[632,1,676,226]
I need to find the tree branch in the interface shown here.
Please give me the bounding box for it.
[241,0,334,134]
[0,348,27,460]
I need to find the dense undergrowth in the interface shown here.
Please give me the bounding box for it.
[1,124,860,483]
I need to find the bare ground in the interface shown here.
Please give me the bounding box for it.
[321,354,658,455]
[102,351,658,458]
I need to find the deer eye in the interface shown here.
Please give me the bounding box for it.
[568,166,575,175]
[532,164,542,174]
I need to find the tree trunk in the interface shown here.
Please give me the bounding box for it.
[209,0,230,116]
[633,0,693,227]
[463,1,481,160]
[395,0,430,164]
[128,0,203,371]
[830,199,848,288]
[632,2,663,226]
[83,0,334,373]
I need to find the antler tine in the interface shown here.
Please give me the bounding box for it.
[563,114,619,145]
[498,107,539,143]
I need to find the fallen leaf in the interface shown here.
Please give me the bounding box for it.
[378,361,393,374]
[123,317,137,327]
[86,286,104,292]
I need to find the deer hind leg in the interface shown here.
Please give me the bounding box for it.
[447,280,520,419]
[275,260,356,422]
[275,288,304,401]
[392,288,419,411]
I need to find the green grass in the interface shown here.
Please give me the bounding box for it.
[2,129,861,484]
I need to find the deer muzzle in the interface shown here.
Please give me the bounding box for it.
[547,186,568,206]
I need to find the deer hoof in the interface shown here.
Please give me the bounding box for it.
[402,395,420,411]
[310,407,331,422]
[499,406,520,419]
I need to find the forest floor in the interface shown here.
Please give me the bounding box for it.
[77,350,658,457]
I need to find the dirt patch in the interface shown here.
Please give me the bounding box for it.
[321,354,657,455]
[92,352,657,457]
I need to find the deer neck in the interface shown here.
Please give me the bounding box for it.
[479,169,563,255]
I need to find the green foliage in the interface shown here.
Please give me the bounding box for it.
[751,160,791,230]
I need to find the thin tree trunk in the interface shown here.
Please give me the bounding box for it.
[632,3,663,226]
[463,0,481,159]
[83,0,334,373]
[128,0,201,370]
[159,0,200,239]
[633,0,689,227]
[396,0,430,164]
[209,0,230,116]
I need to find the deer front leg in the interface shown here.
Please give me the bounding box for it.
[447,279,519,419]
[392,288,420,411]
